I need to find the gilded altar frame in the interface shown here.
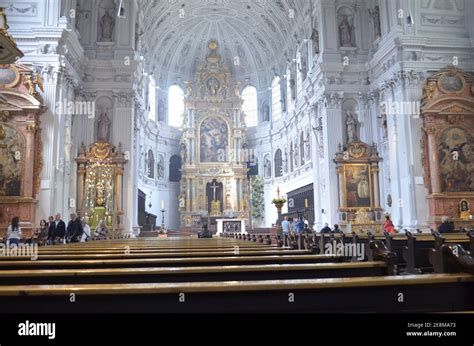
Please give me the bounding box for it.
[0,63,44,236]
[421,67,474,229]
[76,141,128,232]
[334,140,384,233]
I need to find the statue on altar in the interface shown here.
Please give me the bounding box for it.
[210,200,221,216]
[89,182,110,228]
[76,142,127,233]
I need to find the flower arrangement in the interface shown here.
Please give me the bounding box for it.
[272,197,287,205]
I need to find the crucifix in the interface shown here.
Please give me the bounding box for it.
[210,181,220,201]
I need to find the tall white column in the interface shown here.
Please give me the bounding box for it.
[321,93,344,226]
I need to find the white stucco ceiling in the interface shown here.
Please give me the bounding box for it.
[138,0,312,89]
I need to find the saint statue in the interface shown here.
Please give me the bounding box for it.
[290,79,296,100]
[97,110,111,142]
[264,157,271,178]
[346,110,358,143]
[294,142,299,167]
[311,29,320,56]
[263,102,270,122]
[180,141,187,164]
[157,157,164,180]
[207,77,219,96]
[99,10,114,42]
[339,15,352,47]
[368,6,382,40]
[300,58,307,80]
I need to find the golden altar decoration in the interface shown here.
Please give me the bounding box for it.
[76,141,127,231]
[334,140,384,234]
[420,67,474,229]
[210,200,221,216]
[0,61,45,235]
[0,7,24,64]
[179,40,250,227]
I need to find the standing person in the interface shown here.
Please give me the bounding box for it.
[47,216,55,245]
[52,213,66,244]
[383,215,396,234]
[6,216,21,247]
[281,216,290,236]
[296,217,305,234]
[320,223,332,233]
[66,213,83,243]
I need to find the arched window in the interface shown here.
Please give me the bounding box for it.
[242,86,258,127]
[300,131,305,166]
[289,141,294,172]
[147,149,155,178]
[169,155,182,182]
[271,76,282,121]
[168,85,185,128]
[274,149,283,178]
[148,76,156,121]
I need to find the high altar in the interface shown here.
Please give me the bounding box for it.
[76,141,127,231]
[421,67,474,229]
[179,41,250,228]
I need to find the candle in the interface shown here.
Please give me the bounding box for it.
[305,198,308,208]
[161,200,164,209]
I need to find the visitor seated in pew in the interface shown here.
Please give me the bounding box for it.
[320,223,332,234]
[81,218,91,242]
[198,224,212,238]
[66,213,84,243]
[6,216,21,247]
[93,220,109,240]
[30,219,48,246]
[384,215,396,234]
[332,224,342,233]
[281,216,290,236]
[438,216,455,234]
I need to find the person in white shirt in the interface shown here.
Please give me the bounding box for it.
[7,216,22,247]
[81,218,91,242]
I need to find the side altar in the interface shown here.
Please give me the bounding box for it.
[334,140,384,235]
[76,141,128,233]
[179,41,250,228]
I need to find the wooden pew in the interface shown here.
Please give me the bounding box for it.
[0,261,390,285]
[0,273,472,313]
[0,253,343,270]
[403,232,470,274]
[0,248,312,261]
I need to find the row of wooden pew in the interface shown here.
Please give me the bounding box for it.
[0,234,473,313]
[225,230,474,274]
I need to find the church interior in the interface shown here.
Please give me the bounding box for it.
[0,0,474,335]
